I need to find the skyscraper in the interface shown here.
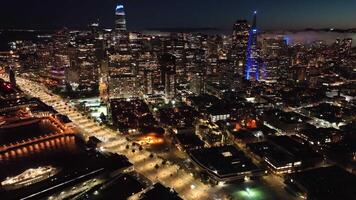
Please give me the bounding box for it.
[159,53,176,101]
[261,36,288,82]
[231,20,250,75]
[108,74,139,99]
[143,69,153,95]
[115,4,127,33]
[191,72,205,95]
[114,4,130,53]
[245,11,260,81]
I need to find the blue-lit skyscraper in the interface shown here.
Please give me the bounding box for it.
[115,4,127,32]
[114,4,129,52]
[245,11,260,81]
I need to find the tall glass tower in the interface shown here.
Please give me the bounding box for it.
[245,11,260,81]
[115,4,127,33]
[114,4,129,52]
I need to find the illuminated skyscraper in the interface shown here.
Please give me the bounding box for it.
[231,20,250,75]
[191,72,205,95]
[114,4,130,53]
[159,53,176,101]
[261,36,288,82]
[143,69,153,95]
[245,11,260,81]
[115,4,127,33]
[89,21,99,37]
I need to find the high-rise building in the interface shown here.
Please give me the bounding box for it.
[165,72,176,100]
[108,74,139,99]
[245,11,260,81]
[50,29,71,87]
[231,20,250,75]
[191,72,205,95]
[64,32,100,94]
[261,36,287,58]
[114,4,130,56]
[338,38,353,57]
[261,36,288,82]
[115,4,127,33]
[89,21,100,37]
[107,52,138,99]
[143,69,153,95]
[159,53,176,100]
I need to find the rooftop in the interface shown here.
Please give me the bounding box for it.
[175,133,205,150]
[77,173,145,200]
[189,145,260,180]
[268,136,320,161]
[287,166,356,200]
[140,183,182,200]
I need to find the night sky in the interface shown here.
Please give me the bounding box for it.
[1,0,356,30]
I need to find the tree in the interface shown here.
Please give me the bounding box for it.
[65,82,73,94]
[99,112,107,123]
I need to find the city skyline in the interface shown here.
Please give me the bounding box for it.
[1,0,356,30]
[0,2,355,200]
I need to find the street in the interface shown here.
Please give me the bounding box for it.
[5,75,212,200]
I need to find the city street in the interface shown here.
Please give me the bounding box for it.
[0,74,303,200]
[1,3,354,200]
[2,75,213,200]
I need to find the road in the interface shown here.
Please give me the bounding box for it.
[4,75,213,200]
[2,74,303,200]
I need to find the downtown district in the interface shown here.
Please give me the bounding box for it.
[0,4,355,200]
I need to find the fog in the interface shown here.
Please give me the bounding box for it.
[262,31,356,46]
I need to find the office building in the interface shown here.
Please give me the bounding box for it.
[159,53,177,101]
[231,20,250,75]
[115,4,127,33]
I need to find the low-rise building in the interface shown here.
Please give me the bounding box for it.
[188,145,264,184]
